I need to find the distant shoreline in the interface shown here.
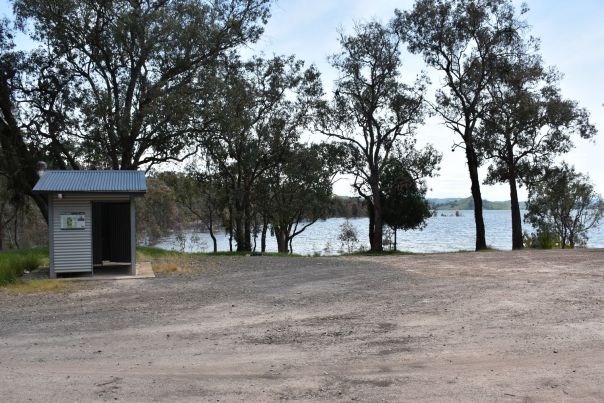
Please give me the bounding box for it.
[331,195,525,212]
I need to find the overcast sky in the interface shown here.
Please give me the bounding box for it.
[2,0,602,201]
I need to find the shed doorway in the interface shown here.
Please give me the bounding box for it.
[92,202,131,271]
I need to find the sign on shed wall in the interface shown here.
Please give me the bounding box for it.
[60,212,86,230]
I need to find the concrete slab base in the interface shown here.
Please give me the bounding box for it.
[58,261,155,281]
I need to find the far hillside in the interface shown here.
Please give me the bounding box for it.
[429,197,526,210]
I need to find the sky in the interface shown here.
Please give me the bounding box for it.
[1,0,602,201]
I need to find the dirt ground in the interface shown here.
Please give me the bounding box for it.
[1,249,604,402]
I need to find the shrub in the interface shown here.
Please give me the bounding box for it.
[0,257,20,285]
[526,164,603,248]
[524,228,560,249]
[0,250,44,286]
[338,220,359,253]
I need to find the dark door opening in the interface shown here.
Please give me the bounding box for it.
[92,202,131,265]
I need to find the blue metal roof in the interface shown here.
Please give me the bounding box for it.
[32,170,147,193]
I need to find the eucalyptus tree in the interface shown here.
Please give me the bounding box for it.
[0,19,50,220]
[268,143,345,254]
[158,166,224,253]
[0,177,17,250]
[135,175,184,245]
[12,0,271,170]
[381,150,436,251]
[476,40,596,249]
[526,164,603,249]
[396,0,526,250]
[316,21,437,252]
[200,55,322,251]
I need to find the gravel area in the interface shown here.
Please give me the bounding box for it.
[1,249,604,402]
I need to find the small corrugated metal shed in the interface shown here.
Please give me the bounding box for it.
[33,170,147,278]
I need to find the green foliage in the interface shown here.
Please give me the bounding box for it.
[158,168,224,252]
[0,20,49,222]
[397,0,529,251]
[338,220,359,254]
[317,20,438,252]
[525,164,604,248]
[478,54,596,190]
[381,157,432,234]
[199,54,323,251]
[473,17,596,249]
[268,143,345,253]
[12,0,272,170]
[524,229,559,249]
[136,246,186,259]
[329,196,366,218]
[136,177,184,245]
[523,228,559,249]
[0,248,45,285]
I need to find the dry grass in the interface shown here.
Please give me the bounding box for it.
[151,258,192,273]
[137,247,191,274]
[152,261,179,273]
[3,279,69,294]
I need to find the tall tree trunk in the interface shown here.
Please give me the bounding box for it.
[367,203,375,251]
[12,213,19,249]
[261,217,268,253]
[0,76,50,223]
[275,228,288,253]
[465,144,487,251]
[233,190,252,252]
[235,215,246,251]
[234,192,246,251]
[208,210,217,253]
[508,172,523,250]
[240,195,252,252]
[393,228,397,252]
[243,219,252,251]
[370,180,383,252]
[31,195,48,223]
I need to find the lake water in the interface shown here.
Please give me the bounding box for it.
[153,210,604,255]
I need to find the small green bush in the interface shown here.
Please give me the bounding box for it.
[0,257,19,285]
[524,228,560,249]
[0,250,45,286]
[536,230,559,249]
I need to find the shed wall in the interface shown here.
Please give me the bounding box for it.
[51,194,92,273]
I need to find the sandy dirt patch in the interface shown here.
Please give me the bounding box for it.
[1,249,603,402]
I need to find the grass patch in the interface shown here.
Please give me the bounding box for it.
[137,246,301,259]
[153,262,178,273]
[4,279,69,294]
[152,261,189,273]
[136,246,187,259]
[138,246,302,275]
[189,250,302,257]
[340,250,415,257]
[0,248,48,286]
